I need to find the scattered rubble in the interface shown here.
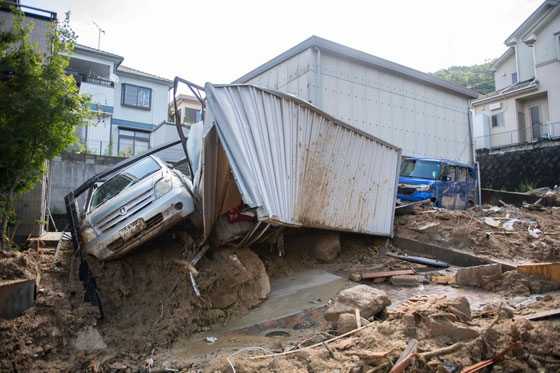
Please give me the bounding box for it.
[1,201,559,371]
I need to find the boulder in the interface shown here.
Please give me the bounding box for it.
[325,285,390,326]
[313,231,341,263]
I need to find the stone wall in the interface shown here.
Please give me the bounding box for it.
[476,140,560,191]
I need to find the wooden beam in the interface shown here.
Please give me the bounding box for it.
[517,263,560,283]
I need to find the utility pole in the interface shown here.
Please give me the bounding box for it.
[93,22,105,50]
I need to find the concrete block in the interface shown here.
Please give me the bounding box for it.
[456,263,503,287]
[0,279,35,319]
[390,275,418,287]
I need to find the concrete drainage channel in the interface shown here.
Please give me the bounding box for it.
[392,236,516,271]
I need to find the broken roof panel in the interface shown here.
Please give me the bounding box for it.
[202,83,401,237]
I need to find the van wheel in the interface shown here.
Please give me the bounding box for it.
[465,201,474,210]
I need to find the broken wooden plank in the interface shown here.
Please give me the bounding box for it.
[517,263,560,283]
[523,308,560,321]
[390,339,418,373]
[461,342,519,373]
[431,275,457,284]
[172,259,199,275]
[361,269,415,280]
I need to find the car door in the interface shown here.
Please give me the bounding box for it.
[439,164,455,209]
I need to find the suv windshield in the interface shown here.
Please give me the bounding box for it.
[400,159,441,180]
[90,157,161,210]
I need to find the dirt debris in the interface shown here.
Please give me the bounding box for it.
[207,294,560,373]
[395,204,560,263]
[1,204,559,372]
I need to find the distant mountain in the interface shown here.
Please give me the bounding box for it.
[432,61,496,94]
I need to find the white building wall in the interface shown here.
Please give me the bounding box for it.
[494,53,518,90]
[245,48,472,163]
[113,75,170,126]
[533,13,560,65]
[517,42,536,81]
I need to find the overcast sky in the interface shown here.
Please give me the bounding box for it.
[24,0,541,85]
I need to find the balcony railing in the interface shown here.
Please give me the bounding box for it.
[0,2,57,21]
[475,121,560,149]
[81,76,114,88]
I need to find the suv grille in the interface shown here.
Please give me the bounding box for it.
[95,189,154,233]
[398,187,417,196]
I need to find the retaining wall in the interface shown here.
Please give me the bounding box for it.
[476,140,560,191]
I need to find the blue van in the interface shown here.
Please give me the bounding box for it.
[397,158,476,209]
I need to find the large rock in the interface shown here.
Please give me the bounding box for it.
[325,285,390,326]
[313,231,341,263]
[209,248,270,309]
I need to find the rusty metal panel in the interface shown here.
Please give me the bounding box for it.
[203,84,401,236]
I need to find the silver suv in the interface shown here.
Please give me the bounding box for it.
[81,155,195,260]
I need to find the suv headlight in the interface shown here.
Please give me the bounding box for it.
[154,176,172,199]
[416,184,431,191]
[82,227,98,243]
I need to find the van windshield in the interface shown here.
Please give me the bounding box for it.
[400,159,441,180]
[90,157,161,211]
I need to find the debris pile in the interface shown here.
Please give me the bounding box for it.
[395,203,560,263]
[207,294,560,372]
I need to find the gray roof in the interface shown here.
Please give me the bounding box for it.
[74,44,124,65]
[117,66,172,85]
[233,36,479,98]
[471,79,538,106]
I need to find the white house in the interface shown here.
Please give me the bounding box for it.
[234,36,479,164]
[472,0,560,149]
[67,44,173,157]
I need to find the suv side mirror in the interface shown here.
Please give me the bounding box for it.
[445,175,452,181]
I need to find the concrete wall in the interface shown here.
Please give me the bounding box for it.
[48,152,125,213]
[244,48,473,164]
[14,173,47,240]
[476,139,560,191]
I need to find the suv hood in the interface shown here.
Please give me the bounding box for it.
[84,170,163,232]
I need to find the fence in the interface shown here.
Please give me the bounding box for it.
[68,140,119,156]
[475,121,560,149]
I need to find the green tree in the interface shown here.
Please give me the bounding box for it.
[432,60,496,94]
[0,9,92,248]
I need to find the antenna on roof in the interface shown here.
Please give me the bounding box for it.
[92,22,105,50]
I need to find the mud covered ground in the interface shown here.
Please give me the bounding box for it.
[1,205,559,372]
[394,204,560,264]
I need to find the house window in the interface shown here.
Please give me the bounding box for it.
[121,84,152,110]
[118,129,150,156]
[491,112,504,127]
[512,72,518,84]
[183,108,200,124]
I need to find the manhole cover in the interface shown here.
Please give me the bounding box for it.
[264,330,290,338]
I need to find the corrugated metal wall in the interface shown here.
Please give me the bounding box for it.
[204,84,401,236]
[244,49,472,164]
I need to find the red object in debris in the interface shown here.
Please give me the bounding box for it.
[227,204,254,223]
